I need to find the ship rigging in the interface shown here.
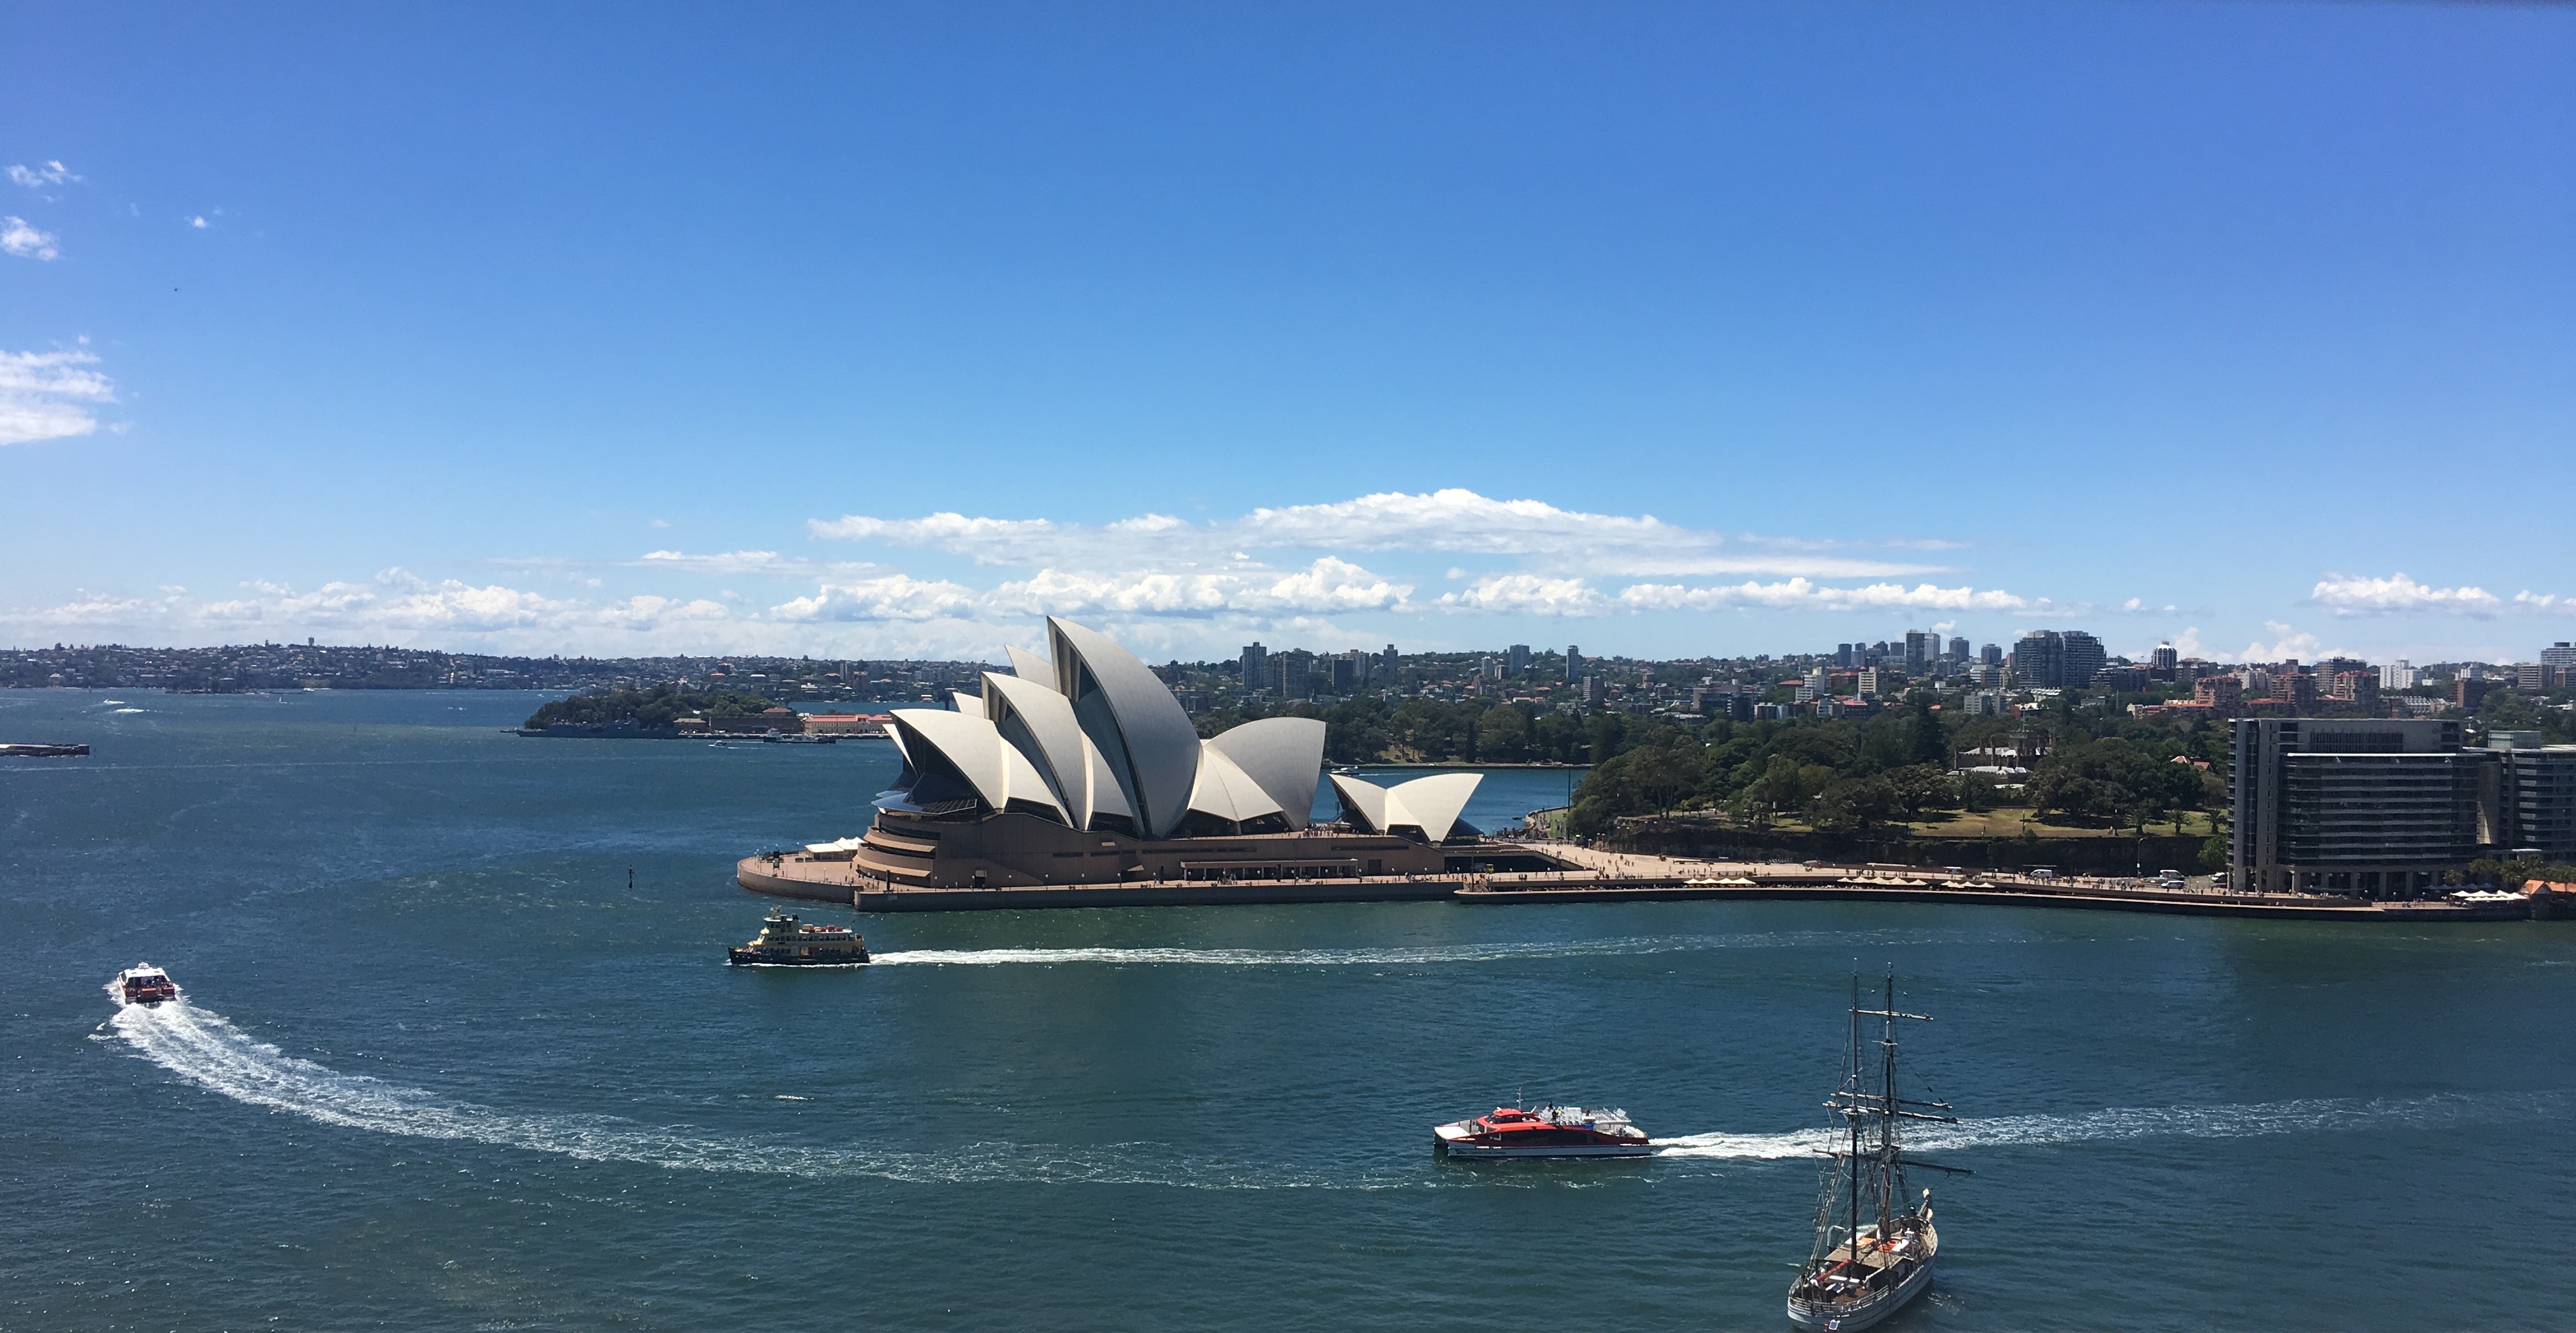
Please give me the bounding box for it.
[1785,972,1971,1332]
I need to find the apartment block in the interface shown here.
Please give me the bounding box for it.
[2229,719,2476,898]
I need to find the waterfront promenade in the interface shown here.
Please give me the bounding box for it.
[739,844,2545,922]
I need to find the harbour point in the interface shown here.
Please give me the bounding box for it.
[742,617,1571,906]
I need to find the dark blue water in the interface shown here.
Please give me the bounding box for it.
[6,690,2573,1330]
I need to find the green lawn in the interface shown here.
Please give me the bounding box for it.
[1906,807,2214,839]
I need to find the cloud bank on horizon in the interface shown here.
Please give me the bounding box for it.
[6,488,2568,663]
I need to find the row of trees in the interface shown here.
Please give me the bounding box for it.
[523,683,782,730]
[1565,696,2231,838]
[1194,696,1638,766]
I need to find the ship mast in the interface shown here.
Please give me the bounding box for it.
[1820,971,1970,1283]
[1846,972,1860,1268]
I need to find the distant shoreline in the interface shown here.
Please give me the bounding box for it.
[1340,761,1591,771]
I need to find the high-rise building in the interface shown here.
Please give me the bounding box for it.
[1505,644,1531,674]
[2379,660,2416,691]
[2488,732,2576,860]
[2009,630,2106,689]
[1565,646,1581,683]
[1275,649,1316,698]
[1903,630,1937,675]
[1836,643,1855,669]
[1381,644,1400,684]
[1857,667,1884,699]
[1239,642,1269,696]
[2327,671,2379,708]
[1948,636,1970,662]
[1331,651,1364,694]
[1979,643,2004,667]
[2229,719,2476,897]
[1581,675,1603,705]
[2152,643,2179,676]
[2544,643,2576,670]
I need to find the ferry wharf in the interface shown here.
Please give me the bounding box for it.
[737,845,2552,922]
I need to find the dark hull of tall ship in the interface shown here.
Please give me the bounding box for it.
[1786,1219,1936,1330]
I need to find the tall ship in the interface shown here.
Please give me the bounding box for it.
[1785,973,1969,1332]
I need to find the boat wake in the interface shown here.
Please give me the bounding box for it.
[109,997,2568,1187]
[105,998,1339,1187]
[868,931,1890,968]
[1651,1090,2576,1159]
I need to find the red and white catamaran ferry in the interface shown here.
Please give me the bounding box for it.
[111,964,179,1005]
[1432,1103,1655,1159]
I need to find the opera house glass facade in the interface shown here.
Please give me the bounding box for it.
[854,618,1486,889]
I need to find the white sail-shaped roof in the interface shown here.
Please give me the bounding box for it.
[1385,773,1480,840]
[1048,617,1202,839]
[997,740,1067,823]
[1326,772,1391,832]
[982,671,1087,815]
[1004,644,1051,683]
[1203,717,1326,830]
[1079,733,1135,828]
[886,707,1068,825]
[1327,772,1482,841]
[1186,744,1287,825]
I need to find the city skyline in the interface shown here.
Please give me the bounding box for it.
[4,4,2572,664]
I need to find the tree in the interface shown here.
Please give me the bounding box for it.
[1907,695,1949,767]
[1885,764,1958,822]
[1809,775,1900,834]
[1477,703,1531,762]
[1630,742,1701,815]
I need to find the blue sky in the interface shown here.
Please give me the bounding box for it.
[4,2,2571,666]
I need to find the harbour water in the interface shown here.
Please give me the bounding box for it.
[6,689,2574,1330]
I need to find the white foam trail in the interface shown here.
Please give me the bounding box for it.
[112,997,2561,1186]
[1651,1090,2575,1159]
[106,1000,1323,1187]
[870,933,1851,968]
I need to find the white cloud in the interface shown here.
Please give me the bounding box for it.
[2,217,60,260]
[769,558,1412,624]
[770,573,985,623]
[788,489,2066,641]
[807,512,1060,554]
[1616,579,2036,614]
[1436,574,1611,616]
[4,569,741,653]
[988,558,1414,618]
[0,348,115,446]
[2212,621,2348,664]
[188,216,209,229]
[2311,573,2506,616]
[5,160,76,189]
[640,549,804,576]
[809,489,1947,579]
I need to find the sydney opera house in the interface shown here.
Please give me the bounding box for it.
[843,618,1504,890]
